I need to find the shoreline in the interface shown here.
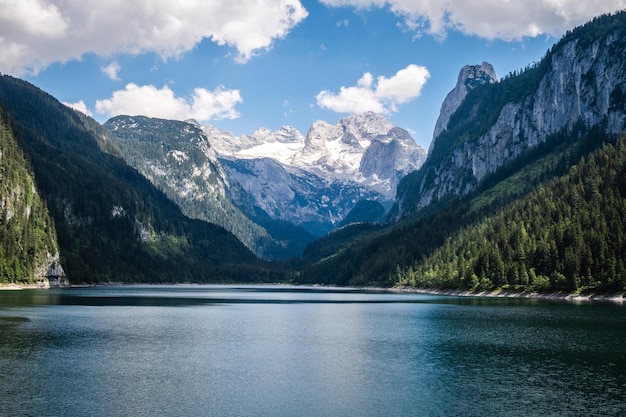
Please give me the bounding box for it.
[390,286,625,303]
[2,281,624,304]
[0,282,52,290]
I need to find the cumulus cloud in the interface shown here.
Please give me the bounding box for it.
[316,64,430,114]
[63,100,93,117]
[0,0,308,75]
[102,61,121,81]
[95,84,242,123]
[320,0,626,40]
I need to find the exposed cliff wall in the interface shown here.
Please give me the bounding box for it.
[431,62,497,148]
[396,14,626,217]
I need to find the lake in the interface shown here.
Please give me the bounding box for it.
[0,285,625,416]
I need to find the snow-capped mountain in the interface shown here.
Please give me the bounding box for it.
[201,111,426,200]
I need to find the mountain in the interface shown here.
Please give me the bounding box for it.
[0,107,66,287]
[0,75,276,283]
[394,13,626,217]
[104,112,425,255]
[201,112,426,236]
[103,115,311,260]
[398,136,626,293]
[297,12,626,293]
[210,112,426,199]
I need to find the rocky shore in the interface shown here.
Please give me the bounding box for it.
[391,286,625,303]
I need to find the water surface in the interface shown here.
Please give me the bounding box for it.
[1,285,625,416]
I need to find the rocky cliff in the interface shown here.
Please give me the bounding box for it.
[431,62,497,150]
[395,13,626,217]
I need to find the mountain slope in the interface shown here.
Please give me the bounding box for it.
[0,107,65,286]
[398,136,626,293]
[394,12,626,217]
[0,75,273,283]
[103,115,311,260]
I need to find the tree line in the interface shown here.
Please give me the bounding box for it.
[397,137,626,293]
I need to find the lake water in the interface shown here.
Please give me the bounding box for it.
[0,285,625,417]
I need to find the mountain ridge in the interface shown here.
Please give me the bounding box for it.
[200,111,426,199]
[394,13,626,217]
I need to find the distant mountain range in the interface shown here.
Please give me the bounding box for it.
[2,11,626,293]
[104,111,426,259]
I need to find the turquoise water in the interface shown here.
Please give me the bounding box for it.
[1,285,625,416]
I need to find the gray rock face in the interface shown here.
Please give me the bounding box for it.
[219,157,379,235]
[104,116,272,256]
[431,62,497,149]
[360,127,426,194]
[397,27,626,215]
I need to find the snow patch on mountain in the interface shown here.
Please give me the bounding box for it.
[200,111,426,200]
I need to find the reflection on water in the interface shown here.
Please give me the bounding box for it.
[1,285,625,416]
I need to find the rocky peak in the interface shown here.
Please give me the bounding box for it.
[246,125,303,145]
[338,111,394,145]
[304,120,342,148]
[275,125,304,143]
[360,126,426,195]
[431,62,497,150]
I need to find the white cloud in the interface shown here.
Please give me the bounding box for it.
[63,100,93,117]
[320,0,626,40]
[0,0,67,38]
[0,0,308,75]
[316,64,430,114]
[102,61,121,81]
[95,83,242,123]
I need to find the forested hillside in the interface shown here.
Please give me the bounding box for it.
[0,75,279,284]
[0,107,60,285]
[398,137,626,293]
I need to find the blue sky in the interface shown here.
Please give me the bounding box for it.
[2,1,624,150]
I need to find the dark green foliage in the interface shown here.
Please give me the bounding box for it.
[338,200,387,227]
[0,75,280,283]
[0,107,58,284]
[294,222,387,286]
[400,137,626,293]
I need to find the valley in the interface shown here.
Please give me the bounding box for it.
[1,12,626,295]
